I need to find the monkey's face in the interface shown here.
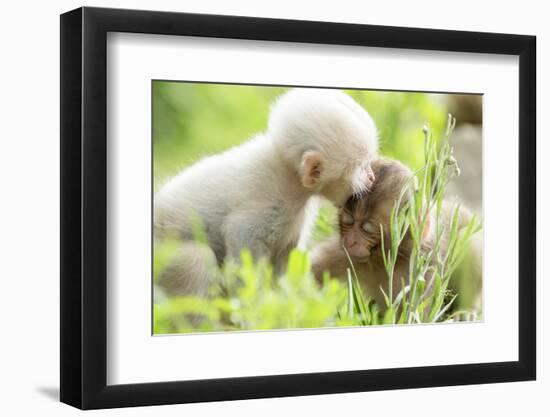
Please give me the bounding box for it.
[338,158,414,263]
[339,196,394,262]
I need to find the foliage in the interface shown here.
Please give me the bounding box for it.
[155,248,350,333]
[153,83,285,184]
[152,83,482,334]
[354,116,481,325]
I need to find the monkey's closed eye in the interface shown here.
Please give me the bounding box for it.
[341,212,354,225]
[362,222,377,233]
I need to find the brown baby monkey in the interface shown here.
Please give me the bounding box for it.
[311,158,481,316]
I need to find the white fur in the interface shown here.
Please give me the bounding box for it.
[269,88,379,195]
[154,88,379,271]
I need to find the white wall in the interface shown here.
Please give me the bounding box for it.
[0,0,546,415]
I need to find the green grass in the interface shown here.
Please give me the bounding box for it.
[154,248,351,333]
[153,115,482,334]
[351,116,481,325]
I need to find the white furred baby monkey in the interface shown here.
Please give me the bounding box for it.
[155,88,379,297]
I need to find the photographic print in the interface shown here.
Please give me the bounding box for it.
[152,82,483,334]
[61,8,536,408]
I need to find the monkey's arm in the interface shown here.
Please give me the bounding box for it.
[310,237,351,283]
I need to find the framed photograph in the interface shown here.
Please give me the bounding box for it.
[60,6,536,410]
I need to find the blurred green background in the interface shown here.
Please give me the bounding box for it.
[153,82,478,188]
[152,82,483,333]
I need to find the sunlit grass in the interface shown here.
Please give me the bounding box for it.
[346,115,482,326]
[153,116,482,334]
[154,248,351,333]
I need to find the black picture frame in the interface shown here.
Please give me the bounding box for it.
[60,6,536,410]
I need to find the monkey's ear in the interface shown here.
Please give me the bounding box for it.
[301,150,325,189]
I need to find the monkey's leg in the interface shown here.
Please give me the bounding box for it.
[310,237,350,285]
[157,241,220,298]
[156,241,223,328]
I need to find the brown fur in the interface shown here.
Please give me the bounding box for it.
[311,158,481,314]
